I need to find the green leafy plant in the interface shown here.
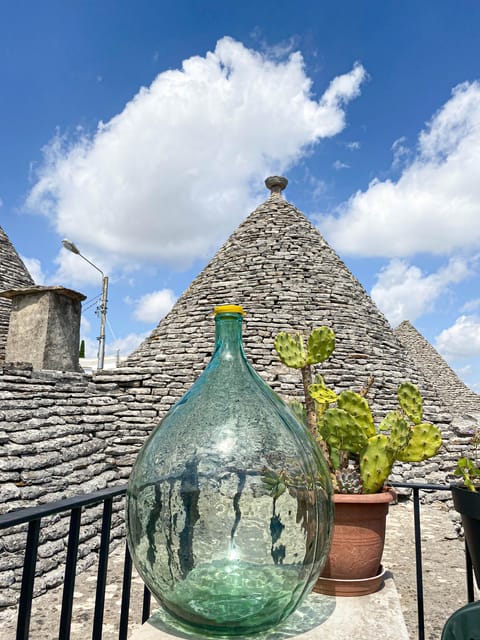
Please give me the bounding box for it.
[273,327,443,494]
[454,427,480,492]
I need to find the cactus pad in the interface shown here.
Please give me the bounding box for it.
[378,410,402,432]
[322,408,369,454]
[384,411,411,455]
[360,434,393,493]
[397,423,442,462]
[337,390,376,438]
[274,332,307,369]
[398,381,423,425]
[306,326,335,365]
[309,384,338,405]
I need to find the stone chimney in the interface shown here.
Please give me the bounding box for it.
[0,286,86,371]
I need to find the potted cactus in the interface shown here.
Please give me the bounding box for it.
[451,428,480,588]
[272,326,443,595]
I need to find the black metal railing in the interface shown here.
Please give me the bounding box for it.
[390,482,476,640]
[0,484,151,640]
[0,482,476,640]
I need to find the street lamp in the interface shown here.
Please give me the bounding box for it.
[62,239,109,370]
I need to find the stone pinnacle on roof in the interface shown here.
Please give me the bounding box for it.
[265,175,288,197]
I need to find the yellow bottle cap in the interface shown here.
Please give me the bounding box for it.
[213,304,245,316]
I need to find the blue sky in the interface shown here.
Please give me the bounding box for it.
[1,1,480,390]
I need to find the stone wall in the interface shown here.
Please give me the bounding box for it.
[0,363,160,606]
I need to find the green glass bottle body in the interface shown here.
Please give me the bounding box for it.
[126,307,333,635]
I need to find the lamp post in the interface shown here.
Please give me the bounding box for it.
[62,239,108,370]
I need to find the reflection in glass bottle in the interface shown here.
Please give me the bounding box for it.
[126,305,333,635]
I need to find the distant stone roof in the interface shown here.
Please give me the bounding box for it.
[125,178,450,431]
[0,225,34,361]
[395,320,480,414]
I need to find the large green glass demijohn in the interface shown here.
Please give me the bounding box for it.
[126,305,333,635]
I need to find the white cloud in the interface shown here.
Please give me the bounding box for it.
[79,329,146,360]
[371,257,472,326]
[106,332,149,358]
[20,256,46,284]
[333,160,349,170]
[26,37,366,282]
[319,81,480,257]
[80,315,92,335]
[345,141,360,150]
[461,298,480,313]
[391,136,411,169]
[456,364,472,376]
[54,246,108,288]
[134,288,176,323]
[435,315,480,358]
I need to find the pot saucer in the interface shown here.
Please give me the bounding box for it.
[313,565,386,597]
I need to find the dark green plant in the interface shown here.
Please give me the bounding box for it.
[79,339,85,358]
[273,327,443,494]
[454,427,480,492]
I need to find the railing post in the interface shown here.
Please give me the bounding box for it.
[92,497,113,640]
[142,585,151,623]
[412,487,425,640]
[118,542,133,640]
[59,506,82,640]
[16,519,41,640]
[465,541,475,603]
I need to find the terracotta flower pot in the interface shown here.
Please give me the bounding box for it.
[314,489,395,596]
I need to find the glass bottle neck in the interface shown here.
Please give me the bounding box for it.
[213,313,245,361]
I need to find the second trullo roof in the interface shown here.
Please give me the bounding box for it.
[0,225,34,361]
[125,177,449,430]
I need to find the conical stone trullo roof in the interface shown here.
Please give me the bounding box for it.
[125,177,450,448]
[0,225,34,361]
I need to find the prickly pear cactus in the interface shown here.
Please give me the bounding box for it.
[398,381,423,425]
[272,324,443,495]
